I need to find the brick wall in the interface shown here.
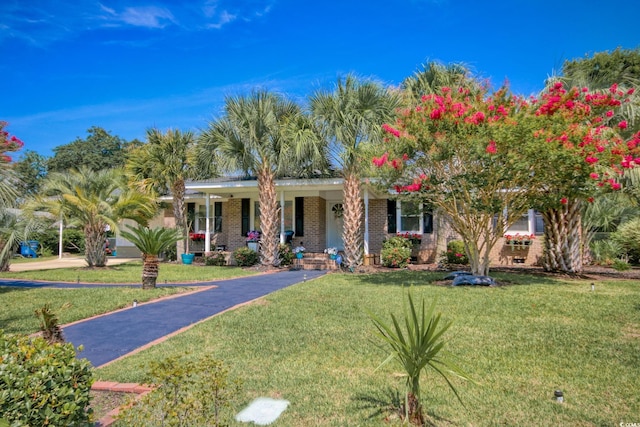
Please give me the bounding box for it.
[291,196,326,252]
[226,199,245,251]
[368,199,386,254]
[489,237,543,266]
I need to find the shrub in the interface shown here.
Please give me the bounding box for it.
[0,331,94,426]
[382,236,413,250]
[233,247,259,267]
[34,304,64,344]
[611,218,640,263]
[441,240,469,265]
[278,243,294,266]
[589,239,623,265]
[368,290,474,424]
[612,258,631,271]
[381,247,412,268]
[204,251,227,266]
[117,355,242,427]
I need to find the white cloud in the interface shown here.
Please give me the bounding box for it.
[206,10,237,29]
[119,6,176,28]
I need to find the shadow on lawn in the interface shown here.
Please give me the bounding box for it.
[351,270,561,287]
[353,387,453,426]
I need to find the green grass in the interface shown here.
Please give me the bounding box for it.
[96,271,640,426]
[0,286,193,335]
[0,261,256,284]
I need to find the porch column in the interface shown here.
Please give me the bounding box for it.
[280,191,285,243]
[58,214,63,259]
[364,188,370,255]
[205,194,211,253]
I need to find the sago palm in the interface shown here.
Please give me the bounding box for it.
[369,290,474,425]
[29,167,157,267]
[120,225,182,289]
[311,75,400,269]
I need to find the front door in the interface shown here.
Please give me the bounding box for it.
[326,201,344,250]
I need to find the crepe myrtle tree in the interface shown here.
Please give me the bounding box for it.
[374,85,538,276]
[376,82,640,275]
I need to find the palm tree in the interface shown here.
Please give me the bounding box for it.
[0,209,49,271]
[126,128,200,262]
[119,225,182,289]
[29,167,157,267]
[402,61,480,105]
[311,75,400,269]
[199,90,322,267]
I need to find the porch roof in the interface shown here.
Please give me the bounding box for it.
[184,177,387,200]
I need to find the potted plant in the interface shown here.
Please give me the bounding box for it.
[181,214,196,265]
[294,245,306,259]
[246,230,261,252]
[324,247,338,260]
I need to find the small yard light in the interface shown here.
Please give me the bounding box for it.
[303,274,307,282]
[76,275,80,284]
[591,283,595,292]
[554,389,563,403]
[133,299,138,308]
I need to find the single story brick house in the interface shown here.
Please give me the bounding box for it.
[135,176,544,266]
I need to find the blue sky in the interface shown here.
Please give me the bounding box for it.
[2,0,638,157]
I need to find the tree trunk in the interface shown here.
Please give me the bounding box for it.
[404,392,424,426]
[85,227,107,267]
[258,168,279,267]
[172,180,187,263]
[0,240,10,272]
[542,199,583,274]
[434,209,451,265]
[343,173,363,269]
[141,253,159,289]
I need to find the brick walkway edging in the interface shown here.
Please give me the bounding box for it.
[92,381,154,427]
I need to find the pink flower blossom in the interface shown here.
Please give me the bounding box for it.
[381,123,401,138]
[372,153,388,167]
[588,197,595,203]
[618,120,628,130]
[611,182,622,190]
[585,156,599,164]
[589,172,599,179]
[606,110,614,117]
[560,197,568,205]
[486,140,497,154]
[628,88,636,95]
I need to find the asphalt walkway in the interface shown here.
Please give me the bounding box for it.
[1,269,325,367]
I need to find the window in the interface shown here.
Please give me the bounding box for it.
[252,200,294,233]
[388,200,433,234]
[503,209,541,235]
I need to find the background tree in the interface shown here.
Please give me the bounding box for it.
[30,167,157,267]
[119,225,182,289]
[13,150,48,197]
[48,126,142,173]
[0,210,48,271]
[126,128,199,261]
[311,75,400,269]
[0,121,24,209]
[559,47,640,135]
[199,90,316,267]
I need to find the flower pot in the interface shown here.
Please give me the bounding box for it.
[247,241,259,252]
[296,252,304,259]
[329,254,337,260]
[181,253,195,265]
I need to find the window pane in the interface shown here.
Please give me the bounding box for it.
[400,201,421,232]
[508,214,529,232]
[254,201,261,231]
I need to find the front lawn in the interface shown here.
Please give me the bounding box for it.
[96,271,640,425]
[0,261,256,284]
[0,286,194,335]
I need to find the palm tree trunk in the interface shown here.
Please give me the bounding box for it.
[141,253,159,289]
[0,240,10,272]
[258,167,279,267]
[85,226,107,267]
[542,199,583,274]
[343,173,363,269]
[172,180,187,262]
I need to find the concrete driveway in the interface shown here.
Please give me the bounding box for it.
[9,256,139,272]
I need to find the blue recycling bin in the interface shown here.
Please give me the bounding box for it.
[20,240,39,258]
